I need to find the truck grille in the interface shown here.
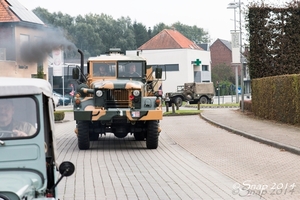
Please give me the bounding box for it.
[106,89,130,108]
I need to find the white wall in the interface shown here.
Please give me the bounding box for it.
[127,49,211,95]
[126,49,211,93]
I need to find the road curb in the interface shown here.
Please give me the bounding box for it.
[184,105,239,109]
[200,113,300,156]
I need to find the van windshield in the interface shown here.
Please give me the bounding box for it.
[0,97,38,139]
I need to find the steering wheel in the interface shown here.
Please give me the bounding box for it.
[0,131,15,138]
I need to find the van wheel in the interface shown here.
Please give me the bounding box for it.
[146,120,159,149]
[199,96,208,104]
[77,121,90,150]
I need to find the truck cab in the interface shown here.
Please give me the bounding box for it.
[0,77,74,200]
[72,49,165,150]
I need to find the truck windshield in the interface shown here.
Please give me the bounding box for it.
[93,62,116,77]
[118,62,143,78]
[0,97,38,139]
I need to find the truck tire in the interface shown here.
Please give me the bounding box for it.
[199,96,208,104]
[146,120,159,149]
[77,121,90,150]
[174,97,183,107]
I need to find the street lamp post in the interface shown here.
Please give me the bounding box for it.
[239,0,244,112]
[227,1,239,104]
[227,0,244,110]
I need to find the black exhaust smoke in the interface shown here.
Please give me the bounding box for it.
[19,29,77,64]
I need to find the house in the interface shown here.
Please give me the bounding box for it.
[127,29,212,94]
[210,38,251,94]
[0,0,48,79]
[210,38,234,71]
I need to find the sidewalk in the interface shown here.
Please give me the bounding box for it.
[200,108,300,155]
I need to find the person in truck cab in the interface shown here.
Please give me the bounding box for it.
[0,99,36,137]
[94,64,110,76]
[125,63,140,77]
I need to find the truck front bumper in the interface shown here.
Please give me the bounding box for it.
[74,108,163,121]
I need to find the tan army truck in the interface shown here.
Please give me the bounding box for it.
[165,82,215,107]
[72,48,165,150]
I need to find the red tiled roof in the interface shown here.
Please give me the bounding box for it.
[138,29,203,50]
[0,0,20,22]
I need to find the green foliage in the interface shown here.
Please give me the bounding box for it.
[54,111,65,121]
[171,22,210,43]
[36,64,44,79]
[211,64,235,95]
[252,74,300,125]
[133,21,150,48]
[216,80,236,96]
[247,1,300,79]
[32,8,210,57]
[212,64,235,84]
[163,110,201,116]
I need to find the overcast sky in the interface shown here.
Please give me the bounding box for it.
[19,0,288,44]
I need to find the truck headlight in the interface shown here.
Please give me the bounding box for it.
[133,90,140,96]
[96,90,103,97]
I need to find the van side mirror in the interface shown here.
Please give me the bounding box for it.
[155,68,162,79]
[72,68,79,79]
[59,161,75,177]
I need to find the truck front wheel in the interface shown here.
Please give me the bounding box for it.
[77,121,90,150]
[146,120,159,149]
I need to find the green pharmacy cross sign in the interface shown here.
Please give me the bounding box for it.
[192,59,202,66]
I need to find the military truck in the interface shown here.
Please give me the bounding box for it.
[72,48,165,150]
[0,77,75,200]
[165,82,215,107]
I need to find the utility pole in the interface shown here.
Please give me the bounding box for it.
[239,0,244,112]
[228,0,239,104]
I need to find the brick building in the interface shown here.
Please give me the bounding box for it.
[210,38,251,95]
[210,38,236,74]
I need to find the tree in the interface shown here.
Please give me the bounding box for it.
[171,22,210,43]
[211,63,235,86]
[133,21,149,48]
[32,8,211,56]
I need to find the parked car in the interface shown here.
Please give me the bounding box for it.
[53,94,60,107]
[53,91,71,105]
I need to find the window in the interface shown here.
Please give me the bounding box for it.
[20,34,29,45]
[202,65,209,71]
[93,63,116,77]
[152,64,179,72]
[118,62,143,78]
[0,97,38,139]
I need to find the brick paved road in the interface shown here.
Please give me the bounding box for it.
[54,113,299,200]
[161,114,300,200]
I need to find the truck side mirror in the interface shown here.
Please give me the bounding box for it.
[155,68,162,79]
[72,68,79,79]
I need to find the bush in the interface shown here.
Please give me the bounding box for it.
[54,111,65,121]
